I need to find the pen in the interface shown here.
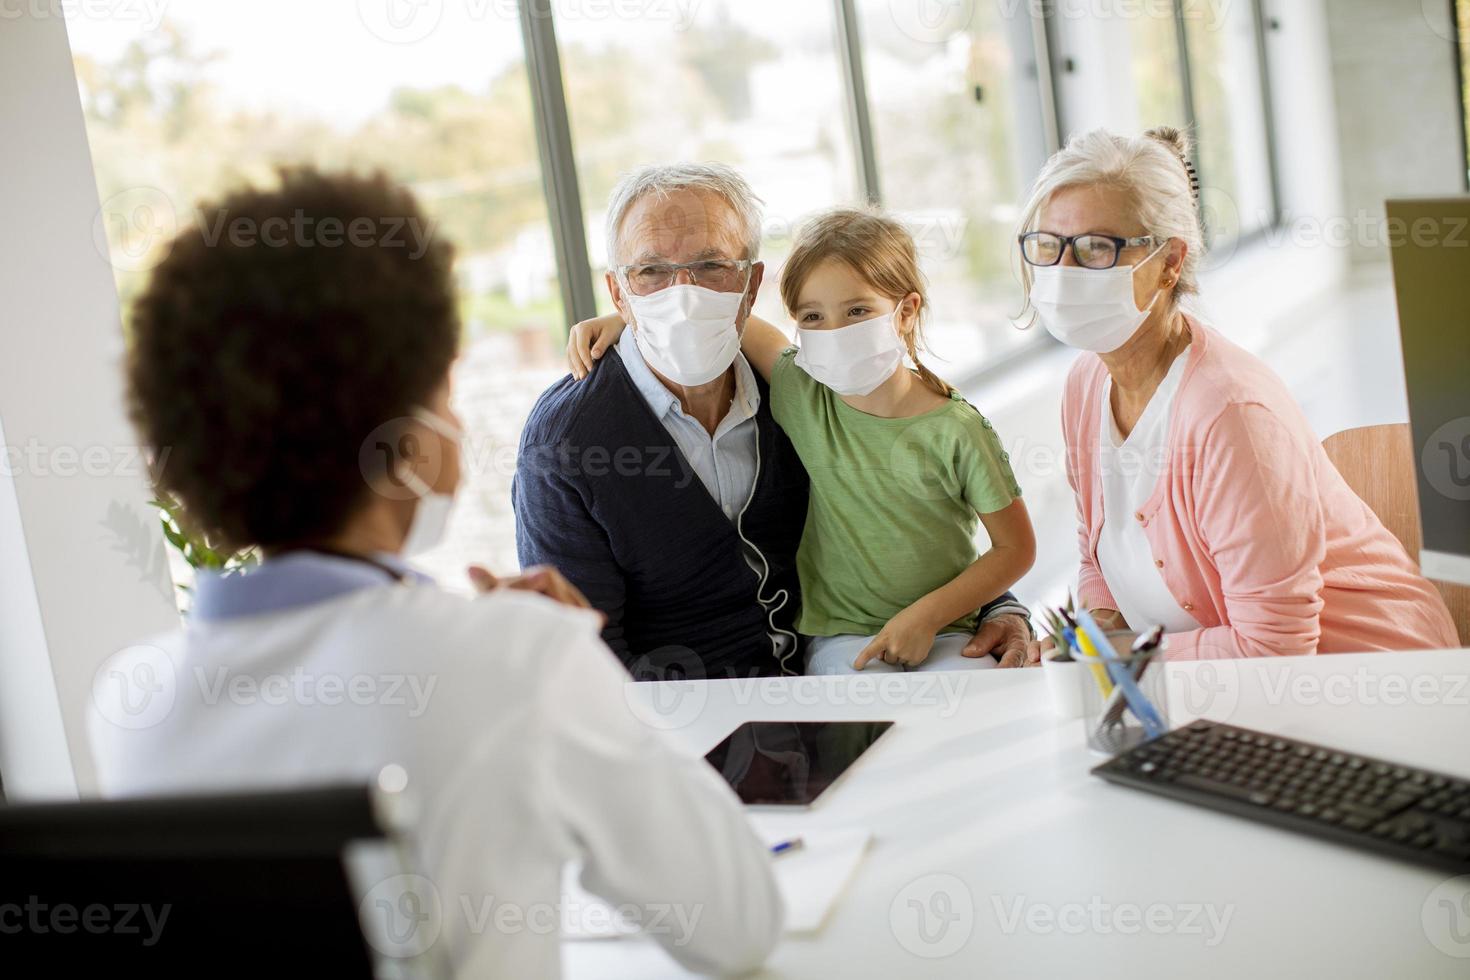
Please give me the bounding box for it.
[770,837,804,857]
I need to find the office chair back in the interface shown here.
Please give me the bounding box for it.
[1323,422,1470,644]
[0,782,444,979]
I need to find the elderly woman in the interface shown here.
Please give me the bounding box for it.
[1022,127,1457,660]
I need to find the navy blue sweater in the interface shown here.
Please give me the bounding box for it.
[514,349,810,679]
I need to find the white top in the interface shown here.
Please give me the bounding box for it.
[1096,346,1202,633]
[88,571,781,979]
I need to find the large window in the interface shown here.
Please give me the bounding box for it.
[70,2,562,585]
[72,0,1284,588]
[1053,0,1278,247]
[557,0,858,329]
[854,0,1048,376]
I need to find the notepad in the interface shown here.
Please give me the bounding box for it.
[561,828,871,939]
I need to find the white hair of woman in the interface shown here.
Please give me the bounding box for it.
[605,162,765,267]
[1015,126,1205,323]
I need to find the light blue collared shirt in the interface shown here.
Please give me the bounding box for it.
[617,330,760,522]
[191,551,429,622]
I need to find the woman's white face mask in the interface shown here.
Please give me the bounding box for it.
[1029,242,1168,353]
[398,406,462,557]
[794,310,907,396]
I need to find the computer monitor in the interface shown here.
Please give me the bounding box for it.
[1387,197,1470,587]
[0,782,445,978]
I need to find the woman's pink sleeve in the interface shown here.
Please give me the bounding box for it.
[1166,401,1326,659]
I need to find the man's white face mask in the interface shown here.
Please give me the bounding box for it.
[627,283,746,387]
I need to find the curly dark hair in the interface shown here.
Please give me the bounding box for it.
[126,167,460,551]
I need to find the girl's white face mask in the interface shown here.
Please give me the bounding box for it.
[794,310,907,396]
[1029,242,1168,353]
[627,283,746,387]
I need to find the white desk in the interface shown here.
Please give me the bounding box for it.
[565,649,1470,978]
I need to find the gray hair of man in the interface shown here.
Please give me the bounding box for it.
[1014,126,1205,325]
[604,162,765,269]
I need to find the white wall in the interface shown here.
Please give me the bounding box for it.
[1320,0,1469,265]
[0,10,180,799]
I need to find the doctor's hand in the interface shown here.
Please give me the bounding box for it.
[467,564,604,624]
[963,613,1037,668]
[567,314,630,381]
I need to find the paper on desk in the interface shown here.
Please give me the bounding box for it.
[561,828,871,939]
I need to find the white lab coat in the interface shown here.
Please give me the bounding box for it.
[88,580,782,978]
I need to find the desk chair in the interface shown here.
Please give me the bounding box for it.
[0,781,446,979]
[1323,422,1470,643]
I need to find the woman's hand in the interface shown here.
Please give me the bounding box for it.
[853,605,940,670]
[1024,634,1055,666]
[567,314,629,380]
[467,564,606,626]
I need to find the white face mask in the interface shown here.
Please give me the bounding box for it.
[1029,242,1168,353]
[794,310,907,396]
[626,283,746,387]
[397,407,462,557]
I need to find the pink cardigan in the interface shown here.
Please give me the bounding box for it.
[1062,316,1458,659]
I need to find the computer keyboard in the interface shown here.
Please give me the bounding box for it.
[1093,720,1470,873]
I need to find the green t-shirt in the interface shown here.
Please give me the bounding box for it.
[770,349,1022,637]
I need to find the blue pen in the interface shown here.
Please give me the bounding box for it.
[769,837,804,857]
[1074,608,1166,739]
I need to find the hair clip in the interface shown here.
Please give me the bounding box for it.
[1182,159,1201,203]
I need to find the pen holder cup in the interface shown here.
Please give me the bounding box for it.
[1074,631,1170,756]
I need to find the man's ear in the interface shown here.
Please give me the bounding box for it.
[739,261,765,321]
[606,270,632,325]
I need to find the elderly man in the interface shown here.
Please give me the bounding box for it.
[514,163,1031,680]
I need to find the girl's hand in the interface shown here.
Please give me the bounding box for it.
[853,606,940,670]
[567,314,629,380]
[1025,634,1055,666]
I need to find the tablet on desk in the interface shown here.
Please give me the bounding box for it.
[703,721,895,807]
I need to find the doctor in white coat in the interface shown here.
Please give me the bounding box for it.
[89,168,782,978]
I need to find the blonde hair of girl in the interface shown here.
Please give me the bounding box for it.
[779,207,953,398]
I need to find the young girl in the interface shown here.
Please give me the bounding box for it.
[571,207,1034,673]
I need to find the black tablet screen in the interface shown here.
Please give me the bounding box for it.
[703,721,895,806]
